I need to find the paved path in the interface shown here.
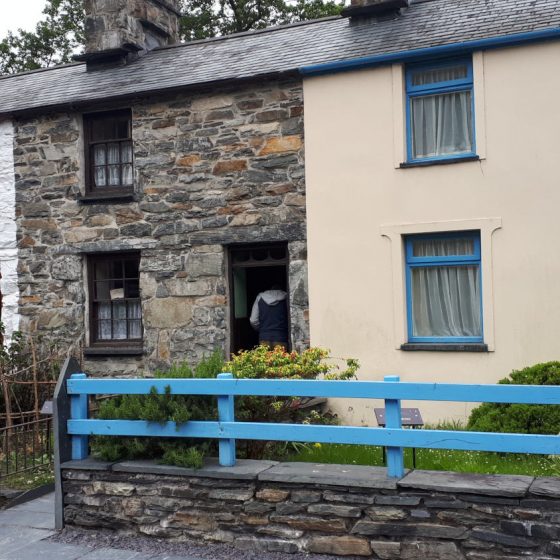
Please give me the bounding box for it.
[0,494,201,560]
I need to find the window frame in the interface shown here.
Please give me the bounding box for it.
[87,252,143,348]
[83,109,134,195]
[405,230,483,344]
[405,57,477,164]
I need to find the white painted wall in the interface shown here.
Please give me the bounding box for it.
[0,120,19,341]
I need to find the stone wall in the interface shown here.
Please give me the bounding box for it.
[62,459,560,559]
[12,77,308,374]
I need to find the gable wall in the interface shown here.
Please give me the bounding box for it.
[12,77,308,374]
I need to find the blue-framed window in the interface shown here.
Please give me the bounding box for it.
[405,231,483,343]
[406,58,476,163]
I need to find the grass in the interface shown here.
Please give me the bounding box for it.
[290,421,560,476]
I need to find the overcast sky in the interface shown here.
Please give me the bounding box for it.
[0,2,46,39]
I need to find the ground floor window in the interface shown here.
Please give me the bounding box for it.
[405,231,482,343]
[88,252,142,345]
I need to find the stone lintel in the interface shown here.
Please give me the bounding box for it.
[111,458,278,480]
[258,462,400,489]
[53,239,158,255]
[529,477,560,499]
[399,469,534,498]
[60,458,115,471]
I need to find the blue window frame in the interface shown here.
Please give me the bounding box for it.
[406,57,476,163]
[405,231,483,344]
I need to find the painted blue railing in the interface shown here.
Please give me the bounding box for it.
[66,373,560,478]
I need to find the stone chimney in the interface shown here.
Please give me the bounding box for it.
[342,0,409,18]
[79,0,182,66]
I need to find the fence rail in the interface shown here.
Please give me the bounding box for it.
[62,372,560,480]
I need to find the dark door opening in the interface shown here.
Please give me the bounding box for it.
[229,244,290,354]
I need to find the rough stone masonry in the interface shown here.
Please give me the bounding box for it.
[12,77,309,374]
[61,460,560,559]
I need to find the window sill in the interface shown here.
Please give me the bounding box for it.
[399,155,480,169]
[78,191,135,204]
[401,343,488,352]
[83,346,144,357]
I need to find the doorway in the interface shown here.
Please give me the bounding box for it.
[229,243,289,354]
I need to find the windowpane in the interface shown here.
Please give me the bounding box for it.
[411,90,473,159]
[90,254,142,344]
[411,265,481,338]
[411,64,468,87]
[412,237,475,257]
[85,110,133,192]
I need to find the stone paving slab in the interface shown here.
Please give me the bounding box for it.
[529,477,560,498]
[0,525,55,556]
[399,469,534,497]
[60,458,115,471]
[0,541,85,560]
[258,462,400,489]
[112,458,278,480]
[9,495,54,514]
[0,508,55,529]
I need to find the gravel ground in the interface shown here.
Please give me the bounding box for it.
[51,527,362,560]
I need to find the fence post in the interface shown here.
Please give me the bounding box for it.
[384,375,404,479]
[70,373,89,461]
[53,357,82,530]
[217,372,236,467]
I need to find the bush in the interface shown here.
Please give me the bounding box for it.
[91,346,359,467]
[467,362,560,435]
[92,353,223,466]
[226,346,359,459]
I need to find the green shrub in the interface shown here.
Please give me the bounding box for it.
[226,346,359,459]
[91,352,223,467]
[91,346,359,467]
[467,362,560,435]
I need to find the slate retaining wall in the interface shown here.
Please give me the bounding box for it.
[61,458,560,559]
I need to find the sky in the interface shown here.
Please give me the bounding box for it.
[0,1,46,39]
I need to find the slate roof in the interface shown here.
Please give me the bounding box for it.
[1,0,559,116]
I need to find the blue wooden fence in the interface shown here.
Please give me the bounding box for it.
[65,374,560,478]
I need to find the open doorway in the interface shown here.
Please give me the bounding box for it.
[229,243,290,354]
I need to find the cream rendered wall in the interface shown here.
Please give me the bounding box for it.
[303,41,560,423]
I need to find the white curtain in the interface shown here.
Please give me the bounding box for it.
[411,239,481,338]
[97,301,142,340]
[410,65,472,160]
[93,145,106,187]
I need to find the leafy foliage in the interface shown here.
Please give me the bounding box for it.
[1,0,343,75]
[92,346,359,467]
[467,362,560,435]
[226,345,358,459]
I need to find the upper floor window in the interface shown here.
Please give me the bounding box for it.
[405,231,482,344]
[88,252,142,345]
[406,58,475,163]
[84,109,133,194]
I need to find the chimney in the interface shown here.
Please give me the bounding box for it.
[342,0,409,18]
[78,0,182,67]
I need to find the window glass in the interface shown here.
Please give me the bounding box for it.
[90,254,142,343]
[406,233,482,342]
[406,59,474,162]
[411,64,468,86]
[410,91,473,159]
[412,237,475,257]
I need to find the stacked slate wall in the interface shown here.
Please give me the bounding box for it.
[12,78,308,374]
[62,460,560,559]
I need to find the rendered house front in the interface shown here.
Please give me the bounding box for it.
[303,0,560,420]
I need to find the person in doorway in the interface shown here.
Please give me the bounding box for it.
[250,285,289,349]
